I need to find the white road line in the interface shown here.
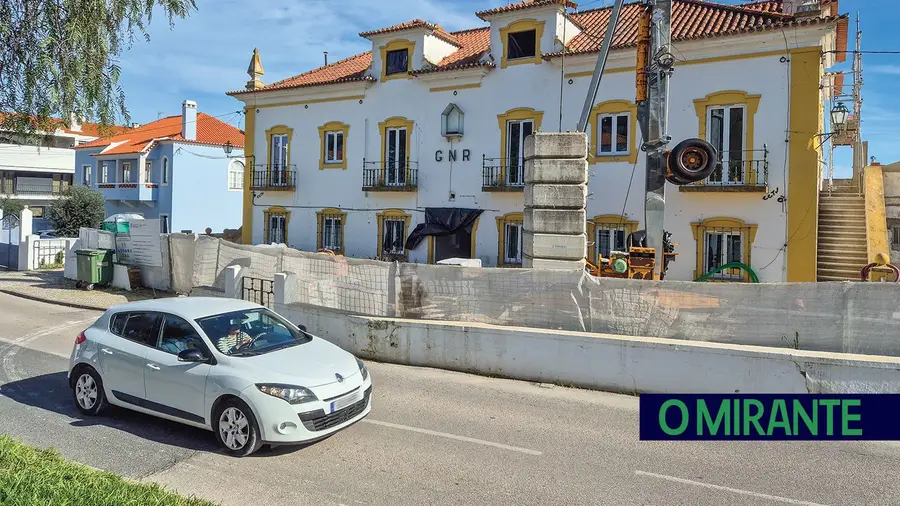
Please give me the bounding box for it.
[362,419,543,456]
[634,470,830,506]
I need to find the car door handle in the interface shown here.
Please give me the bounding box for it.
[101,348,113,355]
[146,363,160,371]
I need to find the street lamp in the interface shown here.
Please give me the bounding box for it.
[830,102,850,129]
[223,140,233,156]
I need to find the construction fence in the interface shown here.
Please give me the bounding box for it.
[119,232,900,358]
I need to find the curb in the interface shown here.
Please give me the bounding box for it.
[0,288,111,312]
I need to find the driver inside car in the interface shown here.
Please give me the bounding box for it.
[215,318,253,354]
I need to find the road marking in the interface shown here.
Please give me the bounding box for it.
[0,317,95,383]
[634,470,830,506]
[362,419,543,456]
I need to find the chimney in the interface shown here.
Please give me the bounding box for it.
[324,51,329,66]
[131,122,141,129]
[182,100,197,141]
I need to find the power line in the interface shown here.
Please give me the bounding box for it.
[827,50,900,55]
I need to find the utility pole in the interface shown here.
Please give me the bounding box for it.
[638,0,675,280]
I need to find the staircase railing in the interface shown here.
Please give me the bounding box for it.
[863,162,892,281]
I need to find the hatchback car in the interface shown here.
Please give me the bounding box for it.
[67,297,372,456]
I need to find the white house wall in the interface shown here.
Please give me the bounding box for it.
[245,31,827,281]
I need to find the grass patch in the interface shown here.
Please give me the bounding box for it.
[0,435,215,506]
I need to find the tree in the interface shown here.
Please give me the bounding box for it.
[47,185,106,237]
[0,0,198,135]
[0,197,24,218]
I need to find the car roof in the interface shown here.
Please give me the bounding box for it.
[107,297,264,320]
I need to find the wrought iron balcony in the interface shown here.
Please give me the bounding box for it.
[482,156,525,192]
[680,146,769,193]
[250,165,297,191]
[362,160,418,192]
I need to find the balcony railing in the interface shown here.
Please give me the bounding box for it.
[680,146,769,193]
[482,156,525,192]
[362,160,418,191]
[0,182,66,196]
[250,165,297,191]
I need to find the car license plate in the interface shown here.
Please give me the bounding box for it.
[330,389,363,413]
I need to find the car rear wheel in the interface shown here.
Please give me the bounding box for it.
[213,398,262,457]
[73,367,108,416]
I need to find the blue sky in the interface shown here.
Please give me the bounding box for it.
[117,0,898,177]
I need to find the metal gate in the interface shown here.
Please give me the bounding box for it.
[0,214,20,270]
[242,277,274,308]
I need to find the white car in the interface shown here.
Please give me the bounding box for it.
[67,297,372,456]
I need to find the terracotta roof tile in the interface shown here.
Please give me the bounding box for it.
[360,19,461,46]
[0,112,130,138]
[476,0,578,21]
[230,0,846,95]
[75,113,244,155]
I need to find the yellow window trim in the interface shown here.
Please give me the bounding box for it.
[497,107,544,184]
[496,212,524,267]
[500,19,545,69]
[317,121,350,170]
[380,39,415,82]
[241,106,256,244]
[690,216,758,282]
[265,124,294,190]
[428,216,480,264]
[693,90,761,185]
[316,208,348,253]
[587,214,639,262]
[263,206,291,245]
[378,116,414,180]
[376,209,412,260]
[588,100,639,164]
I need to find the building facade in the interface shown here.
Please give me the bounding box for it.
[74,100,246,234]
[228,0,848,282]
[0,115,128,231]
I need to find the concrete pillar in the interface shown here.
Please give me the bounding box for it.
[223,265,243,299]
[16,207,33,271]
[274,272,299,305]
[522,133,588,270]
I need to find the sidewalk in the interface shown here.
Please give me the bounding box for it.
[0,270,171,311]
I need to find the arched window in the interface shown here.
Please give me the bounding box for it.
[228,160,245,191]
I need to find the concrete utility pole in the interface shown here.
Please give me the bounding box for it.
[638,0,674,280]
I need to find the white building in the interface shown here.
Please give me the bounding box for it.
[228,0,848,282]
[0,114,129,229]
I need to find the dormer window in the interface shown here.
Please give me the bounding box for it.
[508,30,536,60]
[386,48,409,75]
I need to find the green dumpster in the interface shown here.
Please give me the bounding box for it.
[75,249,113,290]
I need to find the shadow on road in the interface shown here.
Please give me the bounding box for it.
[0,371,218,452]
[0,371,320,457]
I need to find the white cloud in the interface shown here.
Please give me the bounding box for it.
[869,64,900,75]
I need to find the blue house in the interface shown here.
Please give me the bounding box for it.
[74,100,246,234]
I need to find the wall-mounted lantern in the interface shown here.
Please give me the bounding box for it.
[441,103,464,139]
[223,140,234,156]
[830,102,850,129]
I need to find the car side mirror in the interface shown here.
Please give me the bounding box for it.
[177,348,208,363]
[297,324,307,333]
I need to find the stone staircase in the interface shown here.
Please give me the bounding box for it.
[817,180,868,281]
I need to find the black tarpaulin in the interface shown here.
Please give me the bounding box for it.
[406,208,483,250]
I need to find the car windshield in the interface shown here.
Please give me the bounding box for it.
[195,308,310,357]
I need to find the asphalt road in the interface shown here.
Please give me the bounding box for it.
[1,292,898,506]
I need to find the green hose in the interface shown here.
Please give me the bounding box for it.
[694,262,760,283]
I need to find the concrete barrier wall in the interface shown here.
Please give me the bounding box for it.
[276,302,900,394]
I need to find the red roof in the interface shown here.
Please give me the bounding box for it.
[0,113,130,138]
[229,0,846,96]
[476,0,578,21]
[75,113,244,156]
[360,19,461,46]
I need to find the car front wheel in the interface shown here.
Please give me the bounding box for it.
[213,398,262,457]
[73,367,108,416]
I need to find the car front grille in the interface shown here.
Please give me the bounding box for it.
[299,385,372,432]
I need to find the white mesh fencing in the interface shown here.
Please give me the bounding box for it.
[154,234,900,358]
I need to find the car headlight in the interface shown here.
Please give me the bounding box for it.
[356,357,369,381]
[256,384,318,404]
